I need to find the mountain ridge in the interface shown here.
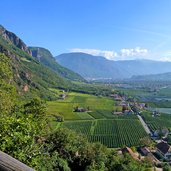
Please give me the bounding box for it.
[131,72,171,81]
[29,47,85,82]
[0,25,32,55]
[56,52,171,80]
[0,25,70,99]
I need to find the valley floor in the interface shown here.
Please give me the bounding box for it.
[47,91,148,148]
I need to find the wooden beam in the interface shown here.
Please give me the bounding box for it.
[0,151,34,171]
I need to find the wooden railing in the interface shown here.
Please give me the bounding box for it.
[0,151,34,171]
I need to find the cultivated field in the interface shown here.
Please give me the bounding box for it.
[142,111,171,132]
[63,119,147,148]
[47,91,148,148]
[47,92,121,120]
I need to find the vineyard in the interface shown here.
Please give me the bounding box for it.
[48,91,149,148]
[142,111,171,132]
[63,119,147,148]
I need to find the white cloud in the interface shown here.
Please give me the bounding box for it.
[120,47,148,57]
[158,51,171,61]
[159,57,171,61]
[70,48,117,60]
[69,47,149,60]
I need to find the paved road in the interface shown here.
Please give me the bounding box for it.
[137,115,151,135]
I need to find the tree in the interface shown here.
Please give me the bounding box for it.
[122,105,128,113]
[24,98,47,118]
[163,164,171,171]
[140,137,152,147]
[0,53,16,114]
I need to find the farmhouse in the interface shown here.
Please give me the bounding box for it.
[139,147,150,156]
[74,106,89,112]
[153,128,169,138]
[119,101,127,106]
[59,94,66,100]
[124,110,133,115]
[152,111,160,117]
[110,94,119,98]
[139,103,146,109]
[156,141,171,160]
[115,97,123,101]
[113,111,123,115]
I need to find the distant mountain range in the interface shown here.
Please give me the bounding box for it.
[131,72,171,81]
[56,52,171,80]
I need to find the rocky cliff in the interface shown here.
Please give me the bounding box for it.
[0,25,32,56]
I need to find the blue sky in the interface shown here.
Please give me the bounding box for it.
[1,0,171,60]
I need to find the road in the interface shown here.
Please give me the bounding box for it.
[137,115,152,135]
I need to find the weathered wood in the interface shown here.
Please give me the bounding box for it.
[0,151,34,171]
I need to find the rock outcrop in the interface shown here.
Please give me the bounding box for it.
[0,25,32,56]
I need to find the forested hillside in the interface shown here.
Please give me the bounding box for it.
[29,47,85,82]
[0,32,68,99]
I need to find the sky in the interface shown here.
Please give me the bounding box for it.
[1,0,171,61]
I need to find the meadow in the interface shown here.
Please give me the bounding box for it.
[47,92,119,120]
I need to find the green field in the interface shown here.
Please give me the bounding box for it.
[142,111,171,132]
[63,119,147,148]
[47,92,120,120]
[148,107,171,114]
[117,85,171,108]
[47,91,147,148]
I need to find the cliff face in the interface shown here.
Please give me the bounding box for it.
[30,47,41,62]
[0,25,68,100]
[0,25,32,56]
[29,47,86,81]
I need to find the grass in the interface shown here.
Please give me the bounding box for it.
[47,90,147,148]
[47,92,117,120]
[158,87,171,97]
[20,57,31,62]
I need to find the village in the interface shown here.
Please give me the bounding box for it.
[111,93,171,170]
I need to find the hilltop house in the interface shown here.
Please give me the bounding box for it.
[156,141,171,160]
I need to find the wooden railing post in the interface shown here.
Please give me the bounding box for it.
[0,151,35,171]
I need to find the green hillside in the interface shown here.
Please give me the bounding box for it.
[29,47,85,82]
[0,33,69,100]
[0,25,115,100]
